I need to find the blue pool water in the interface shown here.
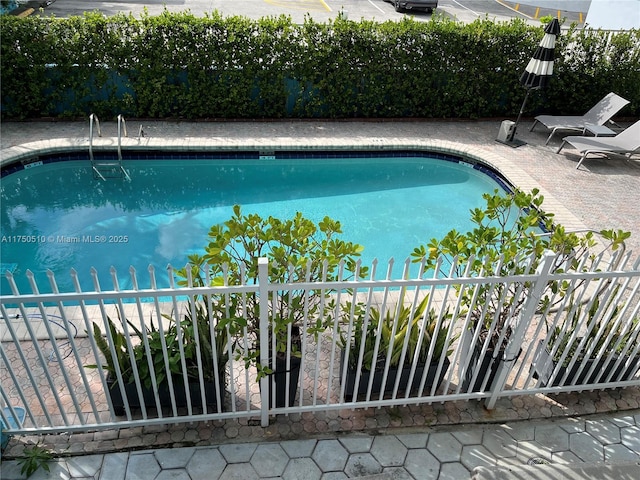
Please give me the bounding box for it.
[0,152,509,295]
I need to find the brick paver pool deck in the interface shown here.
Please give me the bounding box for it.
[2,119,638,254]
[1,119,639,479]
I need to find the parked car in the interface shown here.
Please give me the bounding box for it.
[385,0,437,13]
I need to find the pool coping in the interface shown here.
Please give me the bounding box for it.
[0,135,587,233]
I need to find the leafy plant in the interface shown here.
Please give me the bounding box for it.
[85,313,139,380]
[87,295,233,388]
[17,444,53,478]
[548,288,639,366]
[539,15,555,25]
[410,188,630,350]
[176,205,367,379]
[159,297,233,385]
[340,293,456,371]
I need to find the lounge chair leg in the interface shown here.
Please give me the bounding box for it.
[556,141,566,154]
[576,154,588,169]
[545,128,559,145]
[530,120,539,132]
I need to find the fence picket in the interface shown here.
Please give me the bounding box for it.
[1,252,639,436]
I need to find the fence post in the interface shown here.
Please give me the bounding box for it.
[485,252,556,409]
[258,258,270,427]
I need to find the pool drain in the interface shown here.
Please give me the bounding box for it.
[526,457,551,466]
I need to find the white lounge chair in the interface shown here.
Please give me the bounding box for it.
[556,120,640,169]
[530,92,630,145]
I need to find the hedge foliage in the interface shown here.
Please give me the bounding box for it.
[1,11,639,120]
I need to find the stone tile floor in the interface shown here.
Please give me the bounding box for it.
[1,119,639,478]
[1,411,640,479]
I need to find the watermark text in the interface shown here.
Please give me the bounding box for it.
[1,235,129,244]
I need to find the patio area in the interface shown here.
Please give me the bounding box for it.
[2,118,638,255]
[1,118,639,461]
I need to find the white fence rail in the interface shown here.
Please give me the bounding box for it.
[1,252,639,436]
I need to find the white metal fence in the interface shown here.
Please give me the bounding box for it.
[1,251,639,437]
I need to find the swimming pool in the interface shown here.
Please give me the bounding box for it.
[0,150,510,294]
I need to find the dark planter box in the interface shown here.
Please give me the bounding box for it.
[462,343,502,393]
[532,340,640,387]
[266,354,301,409]
[108,376,226,416]
[340,351,450,401]
[461,340,521,393]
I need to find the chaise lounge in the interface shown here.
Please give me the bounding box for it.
[556,120,640,169]
[530,92,630,145]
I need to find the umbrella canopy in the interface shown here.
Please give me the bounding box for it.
[520,18,561,90]
[502,19,561,146]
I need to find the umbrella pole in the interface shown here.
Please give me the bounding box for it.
[507,88,531,142]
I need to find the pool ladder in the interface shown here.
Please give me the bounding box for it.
[89,114,131,181]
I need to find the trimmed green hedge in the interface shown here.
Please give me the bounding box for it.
[1,11,639,120]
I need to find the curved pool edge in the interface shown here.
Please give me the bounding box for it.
[0,135,587,234]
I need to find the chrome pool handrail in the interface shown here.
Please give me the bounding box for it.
[117,114,128,161]
[88,113,101,161]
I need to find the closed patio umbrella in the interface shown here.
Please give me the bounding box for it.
[501,18,561,146]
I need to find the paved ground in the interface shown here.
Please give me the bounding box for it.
[1,118,639,479]
[25,0,584,26]
[1,412,640,479]
[2,118,639,254]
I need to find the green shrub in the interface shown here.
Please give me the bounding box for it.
[176,206,367,379]
[1,12,638,119]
